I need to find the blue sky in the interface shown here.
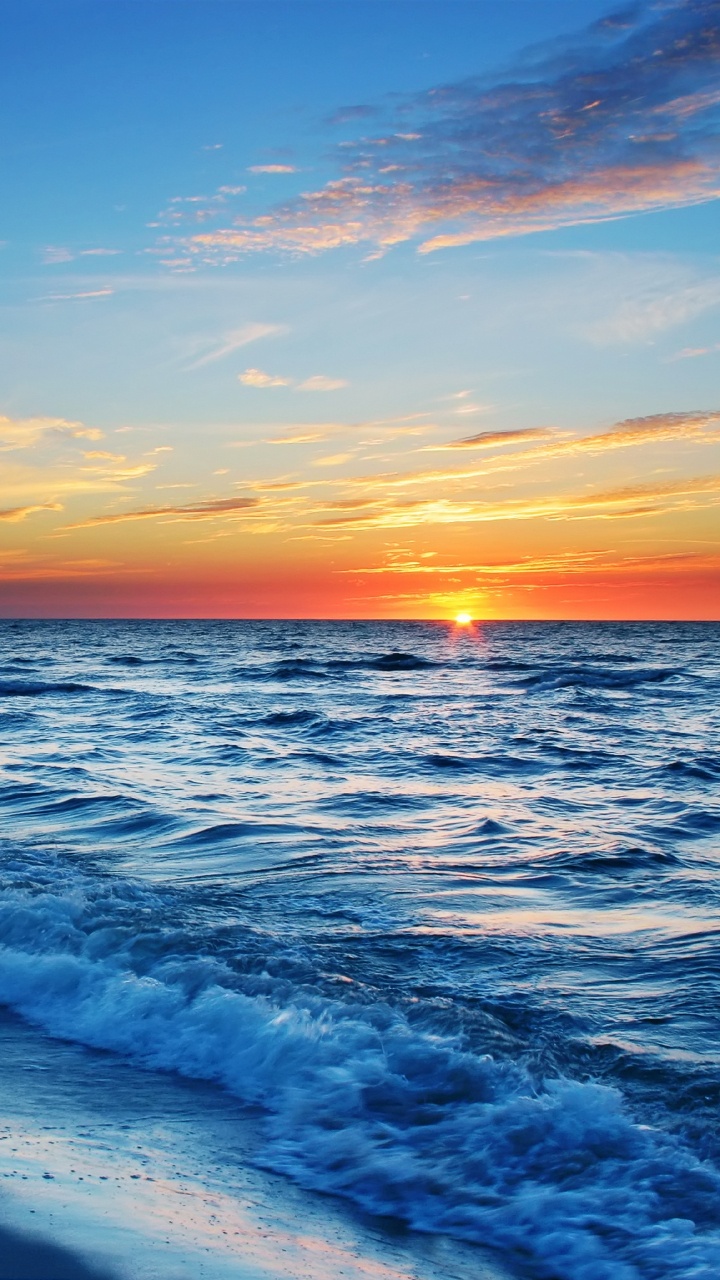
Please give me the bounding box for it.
[1,0,719,617]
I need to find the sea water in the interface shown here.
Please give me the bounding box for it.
[0,619,718,1279]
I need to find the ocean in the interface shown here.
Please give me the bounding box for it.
[0,619,718,1280]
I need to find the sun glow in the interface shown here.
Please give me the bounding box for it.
[455,611,473,626]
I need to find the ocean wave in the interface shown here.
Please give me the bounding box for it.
[518,666,678,692]
[0,858,719,1280]
[366,652,436,672]
[664,757,720,782]
[262,708,321,726]
[0,680,94,697]
[234,652,441,683]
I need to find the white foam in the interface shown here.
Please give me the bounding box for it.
[0,862,719,1279]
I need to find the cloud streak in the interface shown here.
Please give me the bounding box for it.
[0,502,63,523]
[341,548,720,580]
[239,369,347,390]
[68,496,260,529]
[164,1,720,263]
[311,473,720,530]
[187,323,286,369]
[429,427,556,451]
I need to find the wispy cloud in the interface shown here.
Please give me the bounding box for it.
[0,415,104,451]
[341,548,720,577]
[186,322,287,369]
[0,502,63,523]
[427,427,556,451]
[406,409,720,478]
[568,408,720,454]
[67,495,260,529]
[42,247,120,264]
[671,341,720,359]
[583,273,720,344]
[165,1,720,263]
[0,554,145,582]
[311,472,720,530]
[39,288,115,302]
[248,165,297,174]
[296,375,348,392]
[267,430,330,444]
[239,369,347,390]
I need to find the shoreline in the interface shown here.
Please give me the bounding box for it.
[0,1008,515,1280]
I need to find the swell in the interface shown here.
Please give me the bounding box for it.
[0,854,718,1280]
[0,679,94,697]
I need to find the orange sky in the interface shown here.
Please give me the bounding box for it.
[2,1,720,619]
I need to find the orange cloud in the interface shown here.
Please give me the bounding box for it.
[0,502,63,523]
[312,473,720,530]
[430,427,555,451]
[67,496,260,529]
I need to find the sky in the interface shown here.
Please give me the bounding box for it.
[1,0,719,620]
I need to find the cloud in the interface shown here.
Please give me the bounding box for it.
[571,408,720,453]
[239,368,290,387]
[402,409,720,480]
[0,415,104,451]
[671,342,720,359]
[0,554,145,582]
[430,427,555,451]
[248,165,297,174]
[39,289,114,302]
[313,453,354,467]
[0,502,63,523]
[296,375,348,392]
[42,246,74,265]
[583,273,720,343]
[187,323,287,369]
[41,247,120,264]
[67,496,261,529]
[168,1,720,262]
[342,547,720,583]
[238,370,347,390]
[267,431,329,444]
[310,472,720,530]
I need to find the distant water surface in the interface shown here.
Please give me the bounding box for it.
[0,619,718,1279]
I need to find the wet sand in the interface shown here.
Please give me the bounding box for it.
[0,1223,119,1280]
[0,1009,514,1280]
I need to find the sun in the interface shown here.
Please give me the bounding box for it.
[454,612,473,626]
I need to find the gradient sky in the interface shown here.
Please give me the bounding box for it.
[2,0,719,619]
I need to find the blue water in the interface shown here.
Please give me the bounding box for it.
[0,619,718,1279]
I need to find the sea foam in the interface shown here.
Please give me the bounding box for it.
[0,857,718,1280]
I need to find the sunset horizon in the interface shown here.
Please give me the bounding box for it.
[2,0,719,621]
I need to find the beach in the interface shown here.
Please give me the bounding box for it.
[0,1008,512,1280]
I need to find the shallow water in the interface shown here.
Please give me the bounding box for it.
[0,619,718,1279]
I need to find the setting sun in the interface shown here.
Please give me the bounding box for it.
[455,612,473,626]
